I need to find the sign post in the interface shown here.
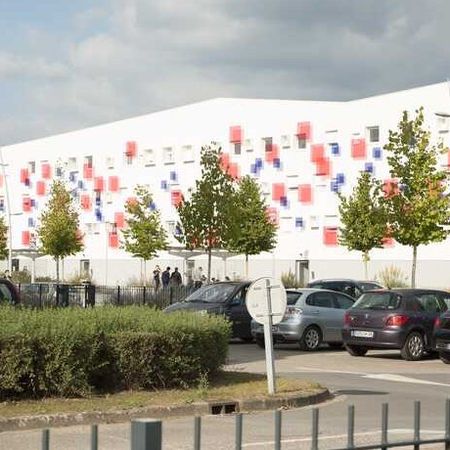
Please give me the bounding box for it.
[246,277,287,395]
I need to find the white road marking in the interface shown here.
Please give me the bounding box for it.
[363,373,450,387]
[291,366,366,375]
[242,429,443,448]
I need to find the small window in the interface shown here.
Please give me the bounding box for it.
[287,291,302,305]
[28,161,35,174]
[334,294,354,309]
[243,139,253,152]
[297,135,307,149]
[367,126,380,143]
[234,143,241,155]
[307,292,334,308]
[281,135,291,148]
[166,221,176,235]
[182,145,194,162]
[310,216,319,230]
[68,157,77,170]
[262,137,272,153]
[436,114,450,133]
[106,156,115,169]
[84,156,93,168]
[143,149,155,166]
[163,147,175,164]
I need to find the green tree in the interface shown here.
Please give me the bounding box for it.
[38,180,83,283]
[338,171,388,279]
[176,143,236,281]
[122,185,168,284]
[227,175,277,278]
[384,107,450,287]
[0,215,8,260]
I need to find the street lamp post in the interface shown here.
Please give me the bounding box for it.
[0,147,13,273]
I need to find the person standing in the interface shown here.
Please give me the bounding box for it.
[153,265,161,291]
[162,267,171,288]
[170,267,182,286]
[193,266,204,288]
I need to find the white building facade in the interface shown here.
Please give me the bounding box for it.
[2,82,450,286]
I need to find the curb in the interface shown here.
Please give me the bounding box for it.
[0,388,331,432]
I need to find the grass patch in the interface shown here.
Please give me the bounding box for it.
[0,372,322,418]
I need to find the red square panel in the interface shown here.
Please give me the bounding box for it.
[41,163,51,179]
[108,176,120,192]
[297,122,312,140]
[229,126,243,143]
[266,207,279,225]
[227,162,239,179]
[272,183,285,201]
[315,157,331,177]
[80,194,91,210]
[36,181,46,196]
[171,190,183,207]
[383,179,399,198]
[83,164,94,180]
[323,227,338,246]
[265,144,279,163]
[220,153,230,170]
[20,168,29,184]
[114,212,125,228]
[298,184,312,203]
[126,197,138,207]
[311,144,324,163]
[22,197,32,212]
[22,230,30,246]
[0,175,3,188]
[351,138,366,159]
[109,232,119,248]
[94,177,104,192]
[126,141,137,157]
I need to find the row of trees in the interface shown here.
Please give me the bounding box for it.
[339,108,450,287]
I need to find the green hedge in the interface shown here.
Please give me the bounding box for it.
[0,306,230,399]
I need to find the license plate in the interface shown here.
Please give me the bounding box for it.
[351,330,374,338]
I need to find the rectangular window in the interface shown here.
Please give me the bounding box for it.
[163,147,174,164]
[143,149,155,166]
[367,126,380,143]
[436,114,450,133]
[297,136,307,149]
[28,161,35,174]
[310,215,320,230]
[68,157,77,171]
[234,143,241,155]
[262,137,272,153]
[281,135,291,148]
[182,145,194,162]
[106,156,115,169]
[243,139,253,152]
[84,156,93,168]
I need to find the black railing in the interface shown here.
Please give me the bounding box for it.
[16,283,197,309]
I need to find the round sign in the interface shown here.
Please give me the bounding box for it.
[246,277,287,325]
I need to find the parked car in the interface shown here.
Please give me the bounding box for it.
[251,288,355,351]
[342,289,449,360]
[0,278,20,305]
[307,279,383,299]
[164,281,253,341]
[434,310,450,364]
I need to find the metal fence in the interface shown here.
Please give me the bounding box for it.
[21,398,450,450]
[16,283,197,309]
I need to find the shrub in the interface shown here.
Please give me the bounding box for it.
[0,307,230,399]
[281,270,303,288]
[376,265,409,288]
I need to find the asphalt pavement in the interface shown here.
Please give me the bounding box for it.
[1,342,449,449]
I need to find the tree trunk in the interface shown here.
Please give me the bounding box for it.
[411,246,417,288]
[143,259,147,286]
[207,247,212,282]
[362,251,369,280]
[245,254,249,279]
[55,257,60,285]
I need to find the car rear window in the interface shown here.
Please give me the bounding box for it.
[286,291,302,305]
[359,282,383,291]
[353,292,402,310]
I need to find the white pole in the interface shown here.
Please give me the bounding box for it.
[0,147,12,272]
[263,278,276,395]
[105,223,109,286]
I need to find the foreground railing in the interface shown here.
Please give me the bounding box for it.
[13,398,450,450]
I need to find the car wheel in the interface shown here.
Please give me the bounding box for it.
[240,337,253,343]
[400,331,425,361]
[439,351,450,364]
[345,345,368,357]
[255,337,265,349]
[299,326,322,351]
[328,343,343,349]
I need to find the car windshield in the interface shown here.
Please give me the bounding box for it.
[353,292,402,310]
[184,284,237,303]
[287,291,303,305]
[359,282,383,291]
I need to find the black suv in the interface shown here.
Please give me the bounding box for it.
[307,279,383,299]
[164,282,253,341]
[342,289,448,360]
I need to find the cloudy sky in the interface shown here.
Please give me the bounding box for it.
[1,0,450,145]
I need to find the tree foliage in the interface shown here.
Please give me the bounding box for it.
[38,180,83,282]
[338,171,387,278]
[384,107,450,286]
[0,215,7,260]
[176,143,236,280]
[122,185,168,261]
[227,176,277,273]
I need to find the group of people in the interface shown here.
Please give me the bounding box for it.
[152,266,182,290]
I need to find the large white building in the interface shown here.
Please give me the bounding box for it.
[2,82,450,286]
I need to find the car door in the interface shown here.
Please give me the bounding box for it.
[414,292,443,345]
[227,285,252,338]
[306,292,338,341]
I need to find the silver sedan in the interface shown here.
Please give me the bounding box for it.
[251,288,355,351]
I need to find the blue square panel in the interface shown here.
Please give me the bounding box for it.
[170,171,177,181]
[280,196,288,207]
[331,143,340,156]
[337,173,345,185]
[161,180,168,190]
[330,180,340,193]
[364,162,374,174]
[255,158,263,169]
[295,217,304,228]
[273,158,281,169]
[373,147,382,159]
